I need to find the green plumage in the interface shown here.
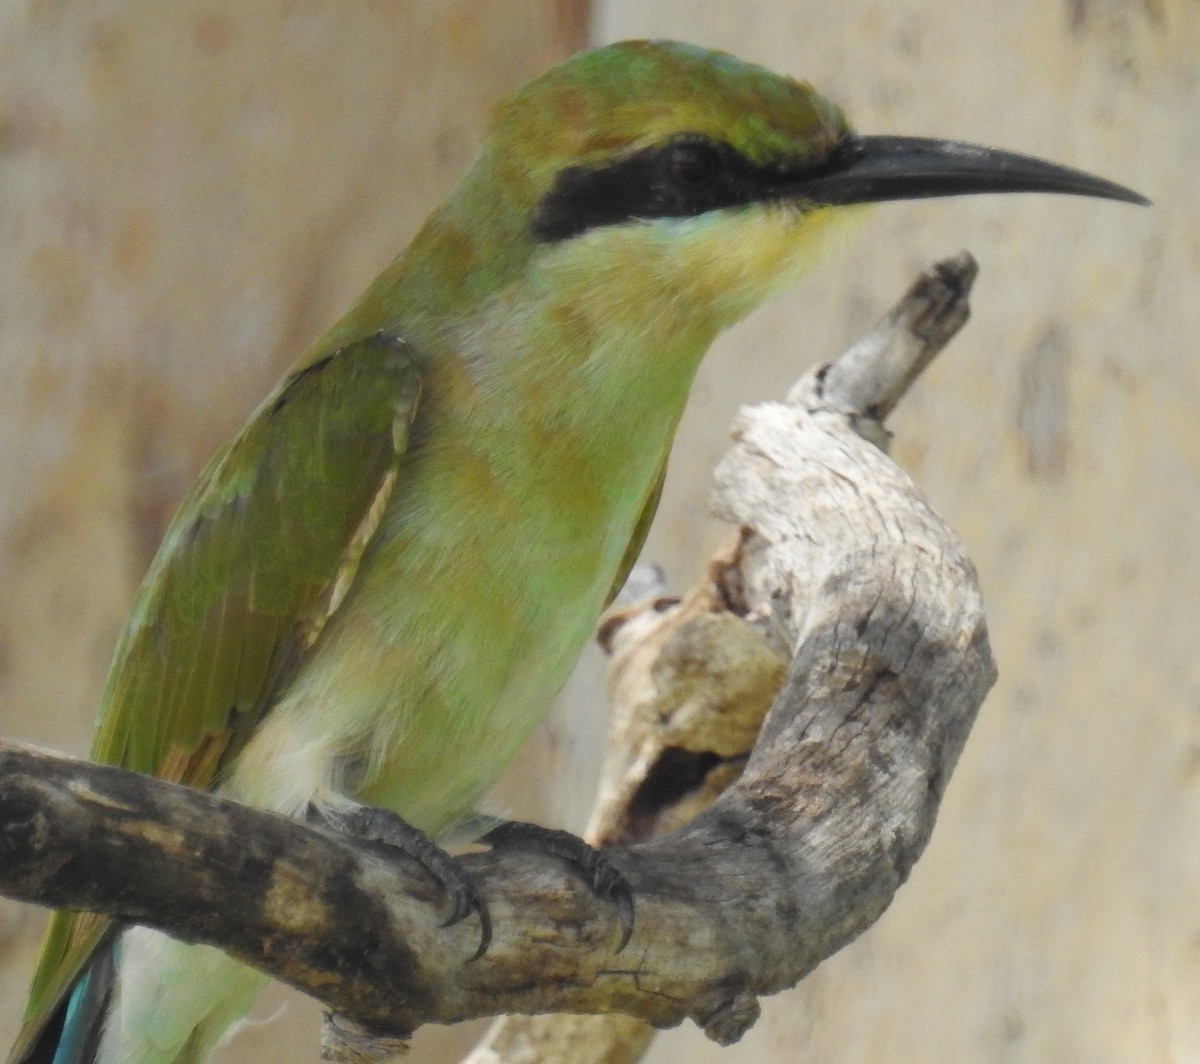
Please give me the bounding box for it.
[18,333,422,1056]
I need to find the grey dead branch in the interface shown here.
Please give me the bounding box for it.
[0,252,995,1064]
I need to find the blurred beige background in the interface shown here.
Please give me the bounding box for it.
[1,1,1194,1063]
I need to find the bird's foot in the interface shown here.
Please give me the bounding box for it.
[310,808,633,957]
[482,820,635,951]
[310,803,491,960]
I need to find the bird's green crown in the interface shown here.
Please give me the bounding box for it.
[491,40,850,243]
[491,39,848,181]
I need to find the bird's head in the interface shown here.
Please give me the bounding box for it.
[489,38,852,237]
[396,40,1144,353]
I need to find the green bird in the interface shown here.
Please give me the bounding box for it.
[10,38,1143,1064]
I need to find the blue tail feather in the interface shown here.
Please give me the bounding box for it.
[22,947,114,1064]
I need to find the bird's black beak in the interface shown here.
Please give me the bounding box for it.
[800,134,1148,207]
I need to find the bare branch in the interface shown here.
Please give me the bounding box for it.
[463,250,988,1064]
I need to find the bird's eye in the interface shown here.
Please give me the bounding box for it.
[666,142,720,189]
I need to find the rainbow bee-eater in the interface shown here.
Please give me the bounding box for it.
[9,38,1144,1064]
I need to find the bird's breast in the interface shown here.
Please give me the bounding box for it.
[229,372,672,835]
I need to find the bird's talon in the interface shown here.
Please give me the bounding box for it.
[439,887,474,928]
[612,886,636,952]
[482,820,635,950]
[316,803,493,959]
[438,887,491,960]
[465,899,492,963]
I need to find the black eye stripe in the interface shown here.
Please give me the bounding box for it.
[666,141,721,188]
[531,136,826,243]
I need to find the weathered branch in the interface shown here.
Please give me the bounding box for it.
[0,252,994,1054]
[461,250,987,1064]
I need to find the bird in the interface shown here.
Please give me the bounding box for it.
[8,37,1144,1064]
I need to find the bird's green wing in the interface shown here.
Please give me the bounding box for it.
[12,330,422,1061]
[92,332,420,786]
[606,457,667,608]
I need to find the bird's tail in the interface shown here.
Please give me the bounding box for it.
[12,947,113,1064]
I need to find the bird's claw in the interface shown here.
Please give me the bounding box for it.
[311,807,632,958]
[311,803,492,959]
[441,889,492,962]
[482,821,635,951]
[608,882,636,952]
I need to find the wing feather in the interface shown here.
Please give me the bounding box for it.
[606,457,667,608]
[11,331,422,1063]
